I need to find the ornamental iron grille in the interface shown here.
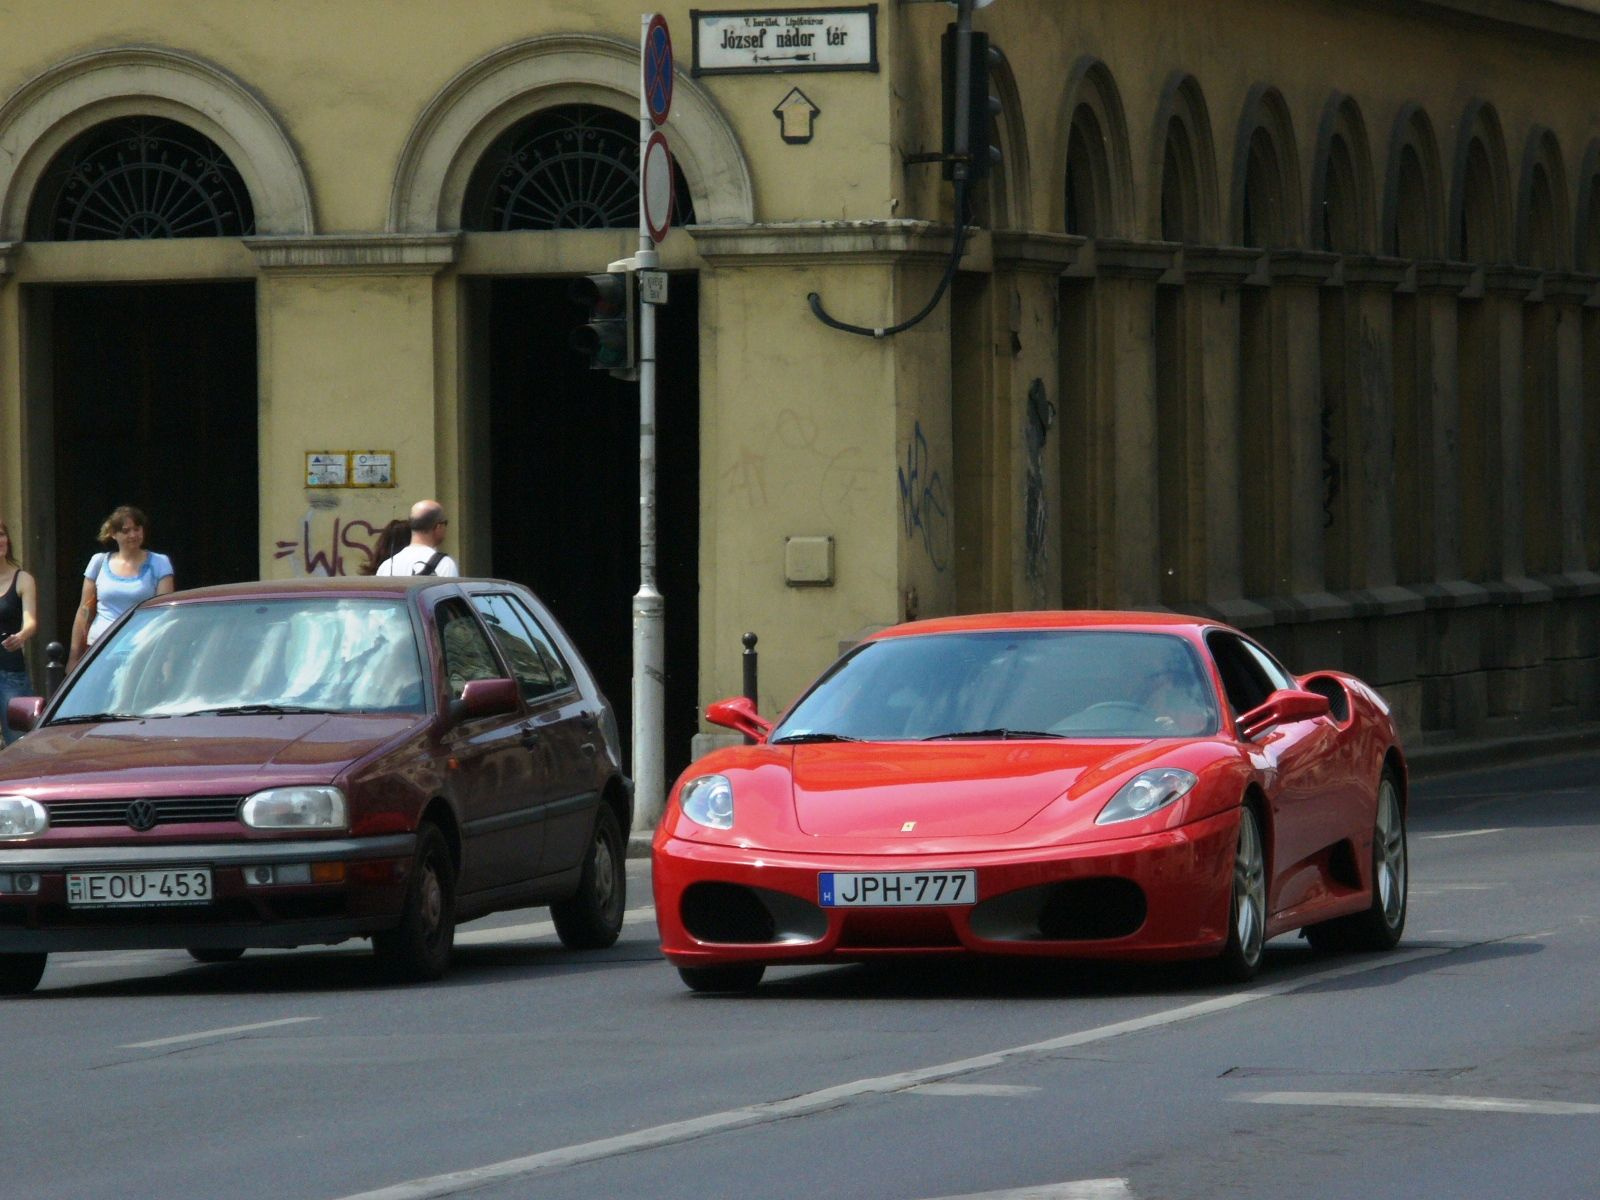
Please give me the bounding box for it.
[462,104,696,232]
[30,117,255,241]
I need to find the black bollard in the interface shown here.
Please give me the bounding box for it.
[741,632,759,744]
[44,641,67,700]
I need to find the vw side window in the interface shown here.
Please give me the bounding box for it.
[436,600,502,701]
[502,597,574,693]
[472,594,556,701]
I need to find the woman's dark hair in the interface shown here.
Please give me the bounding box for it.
[361,518,412,575]
[0,518,18,568]
[98,505,150,546]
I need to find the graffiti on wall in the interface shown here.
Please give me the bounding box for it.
[897,421,950,571]
[274,510,384,576]
[1024,378,1055,599]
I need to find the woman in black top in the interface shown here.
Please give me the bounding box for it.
[0,517,40,745]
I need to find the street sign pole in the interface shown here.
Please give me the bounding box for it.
[631,12,670,840]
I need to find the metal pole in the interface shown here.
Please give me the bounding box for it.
[44,641,67,700]
[741,632,759,745]
[631,12,666,838]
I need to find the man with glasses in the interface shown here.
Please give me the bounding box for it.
[375,499,459,577]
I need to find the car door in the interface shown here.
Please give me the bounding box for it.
[433,596,542,894]
[1208,630,1341,915]
[470,591,601,880]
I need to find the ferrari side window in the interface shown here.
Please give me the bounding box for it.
[1237,638,1296,694]
[1206,632,1274,717]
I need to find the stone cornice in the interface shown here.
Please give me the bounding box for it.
[1267,249,1340,286]
[1347,0,1600,46]
[0,241,15,279]
[1342,255,1410,290]
[245,233,460,275]
[688,220,964,267]
[1085,238,1178,280]
[1540,271,1600,306]
[1482,265,1543,298]
[1412,261,1478,294]
[1176,246,1263,285]
[990,230,1088,273]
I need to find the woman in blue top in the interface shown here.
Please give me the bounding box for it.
[68,506,175,669]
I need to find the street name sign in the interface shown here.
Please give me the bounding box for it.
[691,6,879,75]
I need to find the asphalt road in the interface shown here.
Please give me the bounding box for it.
[7,751,1600,1200]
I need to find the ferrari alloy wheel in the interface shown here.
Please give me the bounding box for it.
[1306,768,1407,953]
[678,963,766,993]
[1218,804,1267,982]
[0,952,47,996]
[552,805,626,950]
[373,823,457,982]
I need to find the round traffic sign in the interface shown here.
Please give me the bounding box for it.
[642,131,674,243]
[644,14,674,127]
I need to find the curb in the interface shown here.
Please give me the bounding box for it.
[1405,723,1600,779]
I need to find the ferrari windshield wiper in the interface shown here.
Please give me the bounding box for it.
[923,728,1064,740]
[183,704,338,716]
[48,712,151,725]
[771,731,862,744]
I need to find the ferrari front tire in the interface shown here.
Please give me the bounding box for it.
[1217,804,1267,982]
[1305,769,1407,954]
[677,963,765,993]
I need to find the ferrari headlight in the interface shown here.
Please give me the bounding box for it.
[681,774,734,830]
[241,786,348,830]
[0,795,48,840]
[1096,768,1197,825]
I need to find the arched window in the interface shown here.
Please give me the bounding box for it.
[1242,130,1286,249]
[461,104,695,231]
[1064,108,1103,237]
[27,116,254,240]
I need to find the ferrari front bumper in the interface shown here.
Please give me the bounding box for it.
[653,808,1240,967]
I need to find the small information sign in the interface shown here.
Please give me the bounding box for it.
[691,6,878,75]
[350,451,395,487]
[306,452,348,488]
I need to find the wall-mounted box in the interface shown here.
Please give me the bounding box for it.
[785,535,834,586]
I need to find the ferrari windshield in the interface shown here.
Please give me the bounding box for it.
[770,629,1221,742]
[52,598,427,721]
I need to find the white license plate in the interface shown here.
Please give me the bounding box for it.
[66,869,213,908]
[819,870,976,907]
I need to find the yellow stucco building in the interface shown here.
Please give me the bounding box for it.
[3,0,1599,808]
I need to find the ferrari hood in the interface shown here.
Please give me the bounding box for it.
[0,713,422,799]
[789,740,1144,838]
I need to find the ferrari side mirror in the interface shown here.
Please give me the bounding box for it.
[1237,688,1331,740]
[705,696,773,743]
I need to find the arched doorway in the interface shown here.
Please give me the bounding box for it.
[27,115,259,641]
[465,103,702,784]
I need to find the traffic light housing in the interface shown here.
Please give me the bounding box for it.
[941,24,1001,182]
[569,270,636,374]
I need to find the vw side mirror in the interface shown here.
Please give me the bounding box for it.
[5,696,43,735]
[449,677,520,723]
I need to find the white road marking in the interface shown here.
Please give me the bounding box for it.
[1241,1090,1600,1116]
[1422,829,1506,840]
[332,945,1454,1200]
[121,1016,321,1050]
[909,1083,1042,1097]
[932,1182,1134,1199]
[455,905,656,946]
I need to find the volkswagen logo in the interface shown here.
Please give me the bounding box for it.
[125,800,159,832]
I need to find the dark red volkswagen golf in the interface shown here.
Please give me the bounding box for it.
[0,577,629,994]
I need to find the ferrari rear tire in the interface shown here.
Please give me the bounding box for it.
[187,947,246,964]
[677,963,765,993]
[551,805,626,951]
[1217,804,1267,982]
[0,952,46,995]
[373,823,457,982]
[1305,769,1407,954]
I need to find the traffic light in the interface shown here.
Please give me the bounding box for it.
[569,270,636,374]
[941,23,1001,182]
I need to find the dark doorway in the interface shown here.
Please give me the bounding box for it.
[49,283,258,638]
[486,276,700,784]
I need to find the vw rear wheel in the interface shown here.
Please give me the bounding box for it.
[552,805,626,951]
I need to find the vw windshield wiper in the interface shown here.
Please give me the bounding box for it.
[48,712,150,725]
[923,728,1064,740]
[183,704,338,716]
[771,731,862,744]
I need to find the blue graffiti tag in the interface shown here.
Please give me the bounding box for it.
[897,421,950,571]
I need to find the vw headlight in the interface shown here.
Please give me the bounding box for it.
[1096,768,1197,825]
[680,774,734,830]
[0,795,48,840]
[241,786,348,830]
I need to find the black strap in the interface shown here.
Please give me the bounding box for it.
[417,551,446,576]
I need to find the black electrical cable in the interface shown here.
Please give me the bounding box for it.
[806,179,972,339]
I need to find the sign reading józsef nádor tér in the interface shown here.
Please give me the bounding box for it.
[691,6,878,75]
